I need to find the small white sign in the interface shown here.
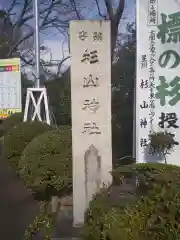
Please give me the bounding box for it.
[0,58,21,119]
[70,20,112,225]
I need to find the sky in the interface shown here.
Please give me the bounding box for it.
[40,0,136,65]
[0,0,135,77]
[44,0,135,40]
[0,0,135,40]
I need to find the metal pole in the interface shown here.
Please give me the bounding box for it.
[34,0,40,88]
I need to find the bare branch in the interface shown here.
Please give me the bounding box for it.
[1,0,84,65]
[17,0,30,24]
[69,0,82,20]
[102,0,126,58]
[104,0,125,23]
[7,31,34,57]
[104,0,114,18]
[57,56,70,75]
[115,0,125,25]
[21,55,34,66]
[7,0,18,14]
[94,0,107,19]
[41,0,61,26]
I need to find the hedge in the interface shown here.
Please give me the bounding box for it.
[3,121,53,172]
[0,112,23,137]
[23,201,57,240]
[82,163,180,240]
[19,127,72,201]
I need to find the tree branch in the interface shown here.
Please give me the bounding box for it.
[69,0,82,20]
[2,0,84,64]
[104,0,125,23]
[7,31,34,57]
[41,0,61,26]
[17,0,30,24]
[115,0,125,25]
[104,0,114,18]
[94,0,107,19]
[57,56,70,75]
[7,0,18,14]
[103,0,126,58]
[20,55,34,66]
[16,0,62,28]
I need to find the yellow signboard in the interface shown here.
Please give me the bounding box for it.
[0,109,21,119]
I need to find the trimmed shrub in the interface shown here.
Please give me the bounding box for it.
[23,201,57,240]
[0,112,23,137]
[19,127,72,201]
[4,121,53,171]
[82,188,128,240]
[82,163,180,240]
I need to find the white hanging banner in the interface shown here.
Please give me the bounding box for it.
[136,0,180,165]
[70,20,112,226]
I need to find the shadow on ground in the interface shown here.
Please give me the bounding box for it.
[0,158,40,240]
[0,143,80,240]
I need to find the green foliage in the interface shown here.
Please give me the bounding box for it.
[3,121,53,171]
[23,201,58,240]
[149,131,178,163]
[45,71,71,126]
[0,112,23,137]
[82,163,180,240]
[19,127,72,201]
[21,74,33,109]
[82,190,113,240]
[112,22,135,160]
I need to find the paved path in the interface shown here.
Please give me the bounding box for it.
[0,145,80,239]
[0,158,39,240]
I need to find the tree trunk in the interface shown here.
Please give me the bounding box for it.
[111,20,119,61]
